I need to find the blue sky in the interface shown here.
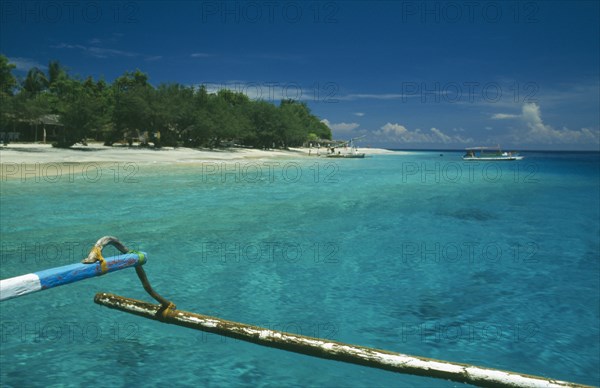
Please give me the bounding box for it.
[1,0,599,150]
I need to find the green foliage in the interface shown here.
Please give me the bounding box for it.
[0,56,332,148]
[47,60,66,87]
[55,77,110,147]
[0,55,18,130]
[0,55,17,96]
[307,133,320,142]
[22,67,48,94]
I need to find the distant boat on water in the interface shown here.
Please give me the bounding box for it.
[463,146,524,161]
[326,148,365,158]
[326,136,366,158]
[327,153,365,158]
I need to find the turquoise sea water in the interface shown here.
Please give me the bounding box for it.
[1,151,599,387]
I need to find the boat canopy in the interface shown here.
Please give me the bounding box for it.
[465,146,501,150]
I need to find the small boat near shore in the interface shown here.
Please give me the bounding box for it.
[325,136,366,158]
[463,146,524,161]
[326,153,365,158]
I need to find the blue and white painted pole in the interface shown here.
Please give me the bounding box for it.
[0,252,147,302]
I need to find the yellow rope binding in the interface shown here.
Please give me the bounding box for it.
[159,302,177,319]
[92,246,108,274]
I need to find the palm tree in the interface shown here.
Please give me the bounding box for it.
[47,60,65,86]
[0,55,17,95]
[22,67,48,94]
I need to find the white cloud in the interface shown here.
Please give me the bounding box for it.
[376,123,472,144]
[8,57,46,71]
[340,93,412,101]
[191,52,214,58]
[52,43,85,50]
[453,134,475,144]
[339,89,448,101]
[321,120,473,145]
[52,42,158,60]
[321,119,367,139]
[354,112,365,117]
[522,103,543,128]
[498,103,600,145]
[430,127,452,143]
[91,47,137,58]
[491,113,519,119]
[518,103,599,144]
[380,122,408,136]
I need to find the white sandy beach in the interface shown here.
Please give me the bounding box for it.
[0,142,397,164]
[0,143,399,178]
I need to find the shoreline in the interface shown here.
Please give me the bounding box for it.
[0,143,401,179]
[0,142,399,164]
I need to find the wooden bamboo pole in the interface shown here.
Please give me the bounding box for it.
[94,292,592,388]
[0,252,146,302]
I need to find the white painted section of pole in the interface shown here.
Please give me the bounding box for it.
[0,274,42,301]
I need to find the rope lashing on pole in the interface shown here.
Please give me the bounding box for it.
[81,235,130,273]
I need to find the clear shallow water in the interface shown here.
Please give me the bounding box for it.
[1,151,599,387]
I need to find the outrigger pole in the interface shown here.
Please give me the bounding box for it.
[0,237,593,388]
[95,293,590,388]
[0,236,171,311]
[0,252,146,301]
